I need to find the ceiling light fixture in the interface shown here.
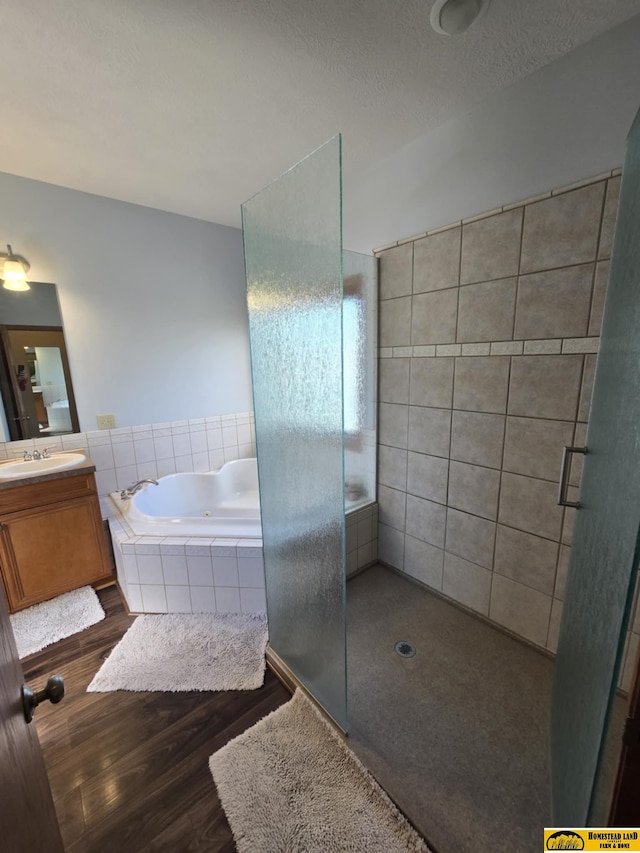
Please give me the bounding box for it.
[430,0,490,36]
[1,245,30,291]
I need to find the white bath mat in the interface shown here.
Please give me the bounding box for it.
[209,690,431,853]
[87,612,268,692]
[10,586,105,659]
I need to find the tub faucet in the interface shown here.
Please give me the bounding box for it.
[120,479,159,500]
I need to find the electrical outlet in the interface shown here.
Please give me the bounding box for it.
[96,413,116,430]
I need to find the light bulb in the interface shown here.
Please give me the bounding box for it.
[2,258,30,291]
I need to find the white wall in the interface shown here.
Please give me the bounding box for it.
[343,15,640,253]
[0,172,251,433]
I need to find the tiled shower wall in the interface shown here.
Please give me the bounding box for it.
[375,169,639,690]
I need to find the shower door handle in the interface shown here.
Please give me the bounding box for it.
[558,446,588,508]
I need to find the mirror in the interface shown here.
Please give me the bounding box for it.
[0,283,79,440]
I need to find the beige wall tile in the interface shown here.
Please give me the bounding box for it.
[514,264,593,340]
[445,508,496,568]
[562,504,576,546]
[457,278,517,343]
[378,402,409,449]
[379,242,413,300]
[378,523,404,569]
[494,525,559,595]
[461,208,523,285]
[436,344,461,356]
[523,339,562,355]
[379,358,410,404]
[520,182,605,273]
[498,472,564,541]
[620,633,639,693]
[461,343,491,356]
[378,445,407,491]
[413,345,436,357]
[409,357,454,408]
[377,484,406,532]
[411,288,458,345]
[443,552,491,616]
[490,341,523,356]
[453,356,510,414]
[490,574,552,648]
[406,451,449,505]
[546,599,564,653]
[406,494,447,549]
[413,227,461,294]
[448,461,500,521]
[589,260,609,337]
[508,355,583,421]
[598,176,621,260]
[380,296,412,347]
[503,416,574,482]
[408,406,452,458]
[578,354,596,423]
[561,337,599,354]
[555,545,571,600]
[404,535,444,590]
[569,422,587,487]
[450,410,505,469]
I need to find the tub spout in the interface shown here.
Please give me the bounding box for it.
[120,479,159,500]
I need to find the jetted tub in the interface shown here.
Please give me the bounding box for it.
[112,457,262,538]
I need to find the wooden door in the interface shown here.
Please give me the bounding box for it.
[0,581,63,850]
[609,645,640,824]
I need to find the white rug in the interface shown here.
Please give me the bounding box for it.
[87,612,268,692]
[209,690,431,853]
[10,586,105,658]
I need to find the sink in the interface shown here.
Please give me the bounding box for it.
[0,452,87,480]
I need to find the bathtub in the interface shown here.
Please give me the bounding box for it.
[112,457,262,538]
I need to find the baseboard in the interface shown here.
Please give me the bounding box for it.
[265,645,347,736]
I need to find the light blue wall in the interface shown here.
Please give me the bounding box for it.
[0,172,251,436]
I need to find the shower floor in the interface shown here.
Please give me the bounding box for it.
[347,563,552,853]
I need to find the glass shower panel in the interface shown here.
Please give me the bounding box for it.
[343,251,377,512]
[550,106,640,824]
[243,136,347,730]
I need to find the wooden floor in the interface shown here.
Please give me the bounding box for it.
[22,586,291,852]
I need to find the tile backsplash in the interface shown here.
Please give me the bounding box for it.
[375,167,640,689]
[0,412,256,511]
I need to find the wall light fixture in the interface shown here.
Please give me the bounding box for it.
[1,245,30,291]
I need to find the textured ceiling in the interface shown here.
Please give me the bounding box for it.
[1,0,640,227]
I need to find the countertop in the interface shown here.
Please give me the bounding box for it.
[0,452,97,491]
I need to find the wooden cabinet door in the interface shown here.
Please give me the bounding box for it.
[0,495,112,612]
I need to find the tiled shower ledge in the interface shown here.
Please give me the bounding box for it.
[380,337,599,359]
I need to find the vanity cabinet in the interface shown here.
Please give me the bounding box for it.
[0,470,113,613]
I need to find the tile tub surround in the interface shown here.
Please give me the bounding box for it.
[109,498,378,614]
[0,411,257,512]
[108,509,268,616]
[346,503,379,578]
[375,169,640,681]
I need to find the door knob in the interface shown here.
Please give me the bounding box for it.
[22,675,65,723]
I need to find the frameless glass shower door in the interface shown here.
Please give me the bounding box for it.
[243,136,348,730]
[550,106,640,824]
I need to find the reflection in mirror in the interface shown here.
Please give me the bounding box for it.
[0,283,79,441]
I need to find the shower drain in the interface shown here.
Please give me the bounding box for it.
[395,641,416,658]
